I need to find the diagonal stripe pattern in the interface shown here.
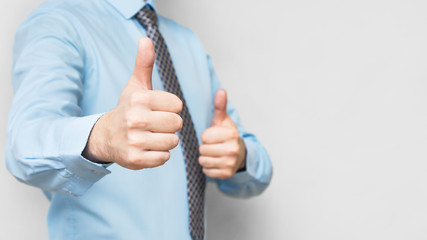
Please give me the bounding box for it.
[135,6,206,240]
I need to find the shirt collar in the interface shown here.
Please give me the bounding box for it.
[106,0,156,19]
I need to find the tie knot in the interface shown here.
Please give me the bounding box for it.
[135,5,158,30]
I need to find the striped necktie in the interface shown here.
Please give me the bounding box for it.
[135,5,206,240]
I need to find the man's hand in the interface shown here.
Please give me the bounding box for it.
[198,89,247,179]
[83,37,183,170]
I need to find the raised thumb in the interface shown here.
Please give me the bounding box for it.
[211,89,228,126]
[131,37,155,90]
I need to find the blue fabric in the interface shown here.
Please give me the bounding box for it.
[6,0,273,239]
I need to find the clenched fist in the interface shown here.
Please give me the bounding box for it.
[83,37,183,170]
[198,89,247,180]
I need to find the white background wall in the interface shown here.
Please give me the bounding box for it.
[2,0,427,239]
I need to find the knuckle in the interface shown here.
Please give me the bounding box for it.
[223,170,234,179]
[126,164,140,171]
[227,145,239,156]
[125,115,149,129]
[151,151,170,167]
[130,92,150,106]
[126,132,138,146]
[225,159,236,168]
[129,135,146,148]
[201,131,209,143]
[229,130,239,139]
[218,175,227,180]
[125,112,137,128]
[199,157,209,166]
[158,152,170,165]
[126,151,141,167]
[138,116,149,129]
[125,109,148,128]
[126,131,147,147]
[154,159,166,167]
[127,159,145,170]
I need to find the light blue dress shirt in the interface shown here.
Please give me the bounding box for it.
[6,0,273,239]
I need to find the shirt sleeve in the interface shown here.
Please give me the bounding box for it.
[206,55,273,198]
[5,10,111,197]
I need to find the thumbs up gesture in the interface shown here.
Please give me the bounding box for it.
[83,37,183,170]
[198,89,247,179]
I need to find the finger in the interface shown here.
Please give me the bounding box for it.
[146,90,183,113]
[128,131,179,151]
[198,156,224,168]
[125,150,170,170]
[202,168,234,180]
[147,111,183,133]
[145,133,180,151]
[139,150,171,168]
[130,37,155,90]
[201,126,238,144]
[211,89,228,126]
[199,142,238,158]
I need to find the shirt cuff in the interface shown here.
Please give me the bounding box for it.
[59,113,111,196]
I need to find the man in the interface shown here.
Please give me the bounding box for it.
[6,0,272,239]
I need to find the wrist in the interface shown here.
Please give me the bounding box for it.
[82,114,112,164]
[237,137,247,171]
